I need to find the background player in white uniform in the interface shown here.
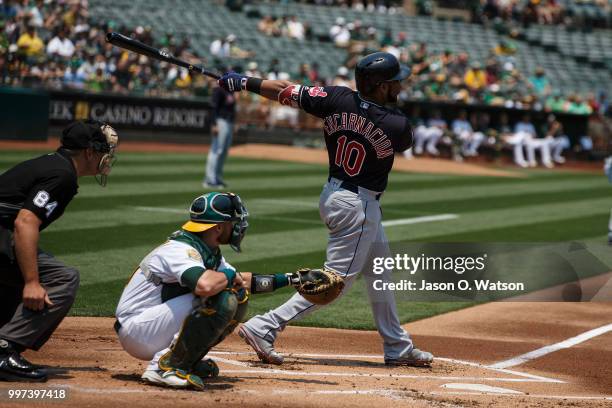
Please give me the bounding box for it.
[217,52,433,367]
[413,110,446,156]
[115,192,341,390]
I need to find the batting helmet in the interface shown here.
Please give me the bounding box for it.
[355,52,410,94]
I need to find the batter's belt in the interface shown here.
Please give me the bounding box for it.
[328,177,382,201]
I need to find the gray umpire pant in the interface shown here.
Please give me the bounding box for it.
[244,178,413,359]
[0,228,79,351]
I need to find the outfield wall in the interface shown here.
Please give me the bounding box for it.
[0,88,600,155]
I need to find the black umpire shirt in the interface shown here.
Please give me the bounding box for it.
[0,148,78,231]
[287,85,413,192]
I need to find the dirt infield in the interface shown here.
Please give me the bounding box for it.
[2,302,609,408]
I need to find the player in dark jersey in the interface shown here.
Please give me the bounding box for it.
[217,52,433,367]
[0,120,118,382]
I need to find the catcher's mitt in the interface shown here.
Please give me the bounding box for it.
[288,268,344,305]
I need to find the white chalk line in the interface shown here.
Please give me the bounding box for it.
[129,205,458,229]
[490,322,612,369]
[441,383,524,395]
[381,214,459,227]
[208,351,562,384]
[431,391,612,401]
[129,206,185,214]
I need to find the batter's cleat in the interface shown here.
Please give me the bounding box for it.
[141,369,204,391]
[0,340,47,382]
[238,325,284,365]
[385,348,434,367]
[192,358,219,378]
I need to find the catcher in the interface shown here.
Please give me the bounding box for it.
[114,192,342,390]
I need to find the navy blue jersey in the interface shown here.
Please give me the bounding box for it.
[0,149,78,231]
[282,85,412,191]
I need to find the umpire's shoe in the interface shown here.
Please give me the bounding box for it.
[385,348,433,367]
[0,340,48,382]
[238,325,284,365]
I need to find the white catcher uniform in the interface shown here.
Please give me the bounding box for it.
[115,239,235,370]
[243,84,416,359]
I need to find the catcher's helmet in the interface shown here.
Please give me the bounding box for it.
[355,52,410,94]
[182,192,249,252]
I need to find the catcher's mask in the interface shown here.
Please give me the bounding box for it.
[182,192,249,252]
[60,120,119,187]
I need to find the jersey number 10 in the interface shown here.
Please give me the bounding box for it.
[334,135,366,177]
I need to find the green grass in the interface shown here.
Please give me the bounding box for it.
[1,151,610,329]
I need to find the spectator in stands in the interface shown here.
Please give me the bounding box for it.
[204,79,237,189]
[464,62,487,95]
[484,57,500,85]
[537,0,563,24]
[329,17,350,47]
[22,0,44,28]
[46,28,75,60]
[210,37,230,58]
[528,66,551,97]
[0,20,8,53]
[16,24,43,61]
[452,110,485,157]
[227,35,255,59]
[409,42,429,75]
[545,91,565,112]
[380,29,394,48]
[424,72,449,100]
[566,94,593,115]
[332,66,353,88]
[2,0,19,20]
[258,15,281,37]
[447,52,469,77]
[493,39,517,57]
[268,72,299,130]
[286,15,305,41]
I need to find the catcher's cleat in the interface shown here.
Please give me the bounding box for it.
[238,325,284,365]
[142,369,188,389]
[192,358,219,378]
[141,369,204,391]
[384,348,433,367]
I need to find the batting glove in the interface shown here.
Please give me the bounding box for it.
[218,71,246,93]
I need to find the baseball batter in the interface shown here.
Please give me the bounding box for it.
[115,192,343,390]
[218,52,433,367]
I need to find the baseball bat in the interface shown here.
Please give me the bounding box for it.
[105,32,220,79]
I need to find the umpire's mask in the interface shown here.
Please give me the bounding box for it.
[95,124,119,187]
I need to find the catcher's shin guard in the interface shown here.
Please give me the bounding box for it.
[211,288,249,348]
[159,289,245,374]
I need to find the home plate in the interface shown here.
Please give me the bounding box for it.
[441,383,524,395]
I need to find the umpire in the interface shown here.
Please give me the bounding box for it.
[0,120,118,382]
